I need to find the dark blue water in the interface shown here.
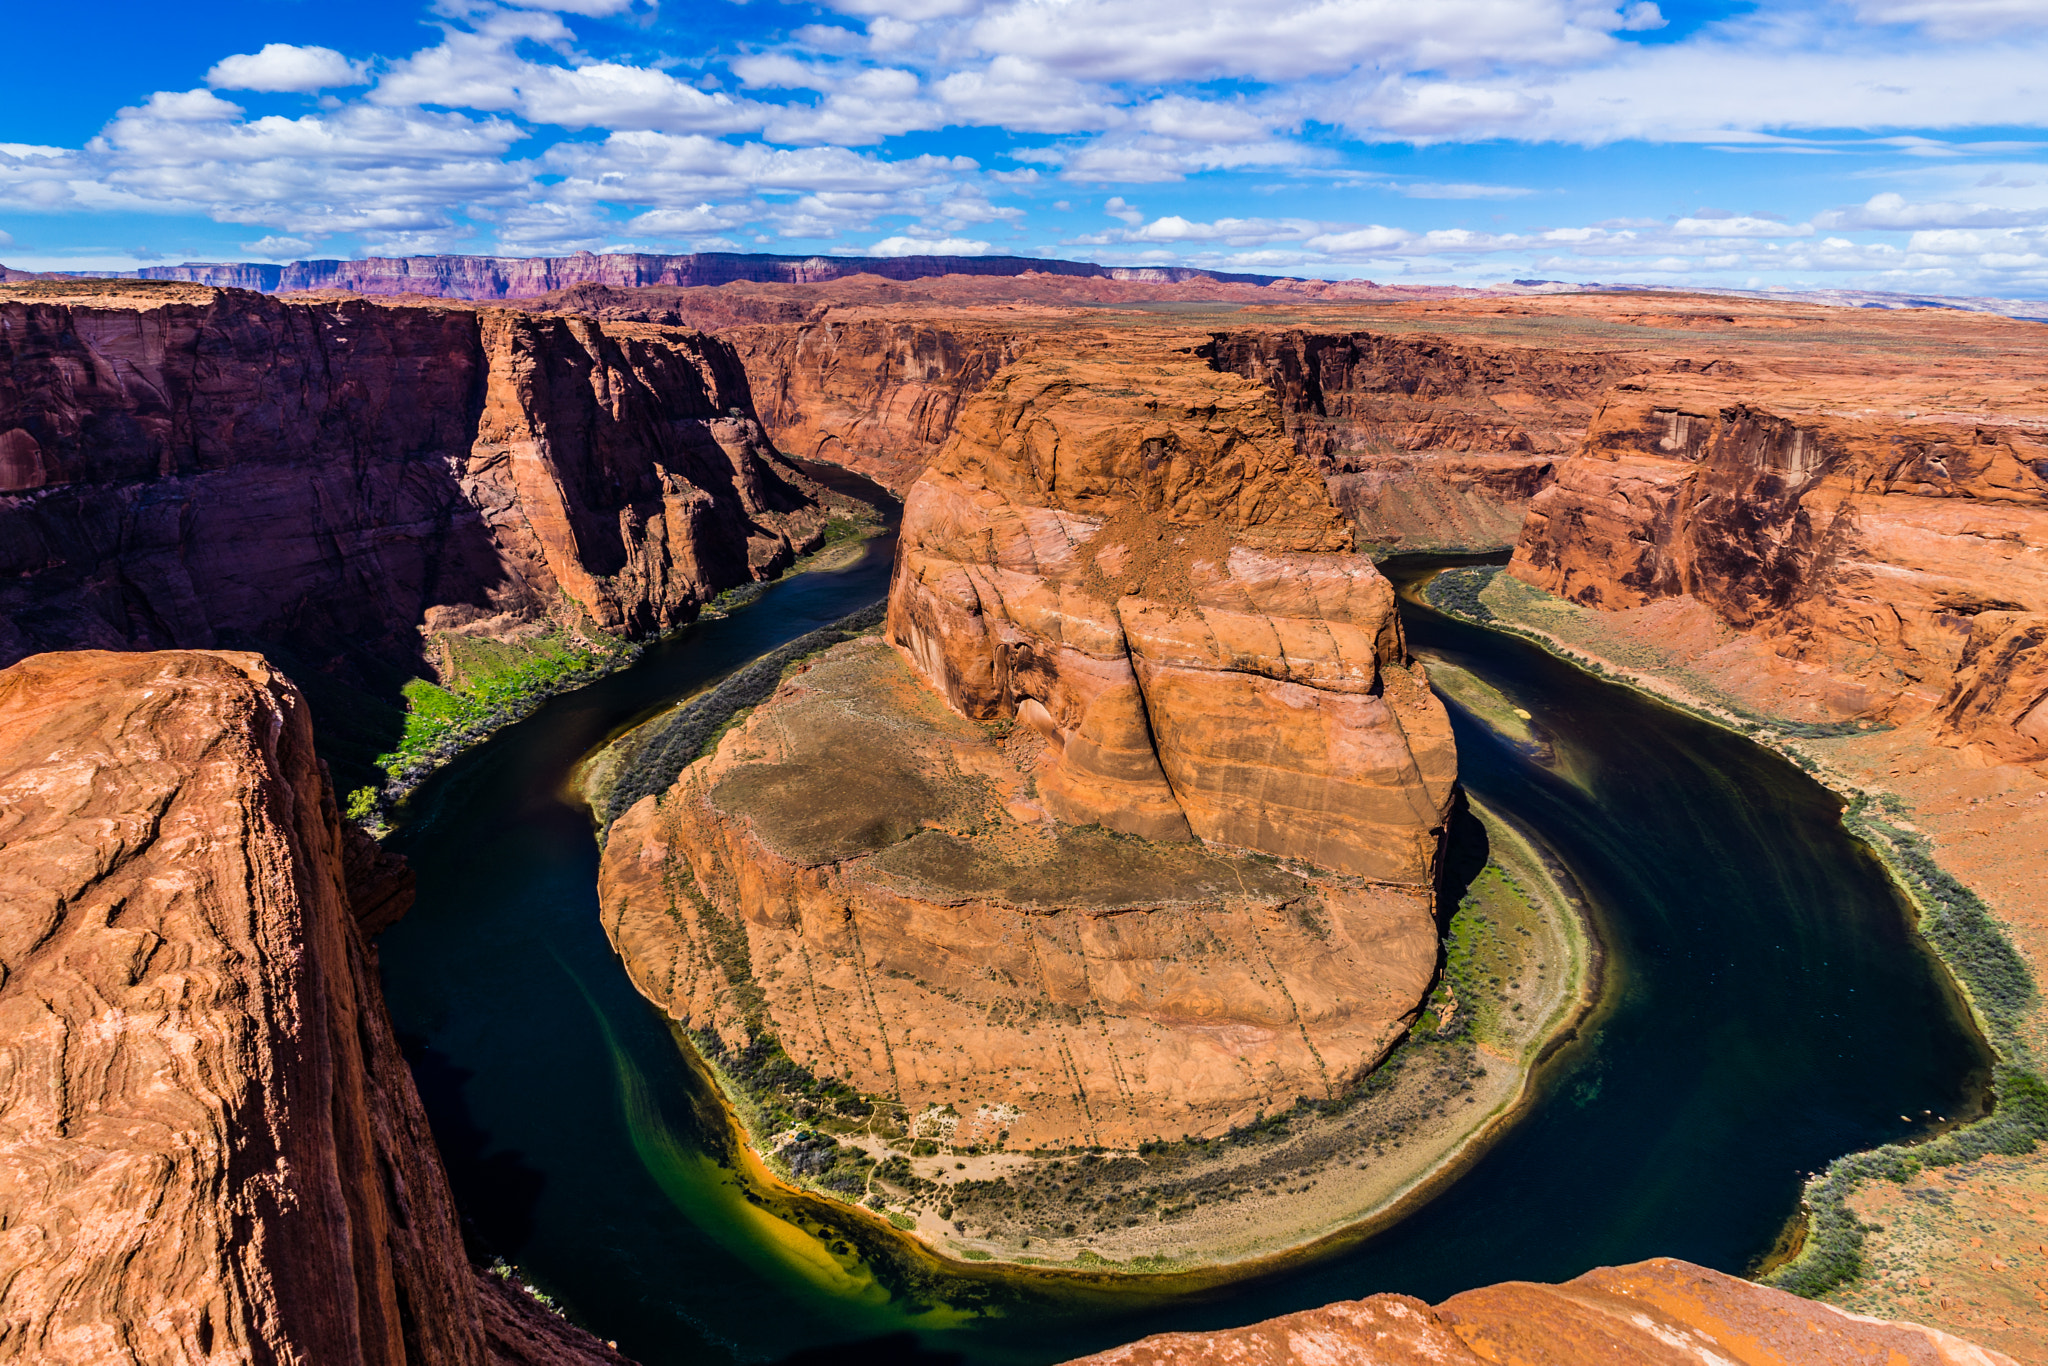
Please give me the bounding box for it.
[377,545,1990,1366]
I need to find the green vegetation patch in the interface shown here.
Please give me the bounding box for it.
[1428,865,1547,1048]
[1764,794,2048,1299]
[1421,654,1536,747]
[367,628,624,792]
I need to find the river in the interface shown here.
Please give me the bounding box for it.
[377,539,1990,1366]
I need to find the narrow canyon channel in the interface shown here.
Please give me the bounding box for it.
[376,527,1995,1366]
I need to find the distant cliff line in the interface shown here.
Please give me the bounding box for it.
[6,250,1290,299]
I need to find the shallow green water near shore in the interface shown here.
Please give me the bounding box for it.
[376,541,1991,1365]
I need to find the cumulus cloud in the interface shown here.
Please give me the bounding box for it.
[1670,215,1812,237]
[15,0,2048,298]
[865,234,992,255]
[1815,191,2048,230]
[961,0,1650,85]
[242,234,317,256]
[208,44,369,93]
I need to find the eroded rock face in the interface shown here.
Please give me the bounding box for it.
[1206,330,1630,552]
[599,638,1437,1148]
[0,287,831,675]
[887,353,1455,883]
[0,649,627,1366]
[1511,373,2048,751]
[1065,1258,2017,1365]
[727,318,1032,493]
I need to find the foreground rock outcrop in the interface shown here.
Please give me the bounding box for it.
[0,282,839,680]
[0,649,627,1364]
[1066,1258,2017,1365]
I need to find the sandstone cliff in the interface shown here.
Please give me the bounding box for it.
[1509,367,2048,752]
[726,318,1032,493]
[1206,329,1631,552]
[888,352,1455,881]
[1065,1257,2016,1365]
[0,281,836,685]
[0,649,628,1366]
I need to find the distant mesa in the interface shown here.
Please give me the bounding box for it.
[5,249,1291,300]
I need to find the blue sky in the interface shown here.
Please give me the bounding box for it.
[2,0,2044,296]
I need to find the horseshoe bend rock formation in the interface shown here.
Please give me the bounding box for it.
[0,282,836,678]
[597,353,1453,1154]
[1507,362,2048,754]
[888,353,1456,880]
[0,649,628,1365]
[1063,1257,2018,1365]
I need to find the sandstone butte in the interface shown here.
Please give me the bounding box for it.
[597,349,1457,1159]
[1061,1258,2020,1366]
[0,280,844,683]
[0,649,627,1365]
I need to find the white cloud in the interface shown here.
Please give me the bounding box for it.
[934,57,1114,134]
[501,0,646,14]
[1304,37,2048,144]
[0,228,13,247]
[242,234,317,256]
[1850,0,2048,38]
[1815,191,2047,230]
[962,0,1645,85]
[627,203,755,236]
[376,16,767,134]
[13,0,2048,299]
[1396,181,1535,199]
[865,234,991,255]
[208,44,369,93]
[1306,225,1412,254]
[1670,215,1811,237]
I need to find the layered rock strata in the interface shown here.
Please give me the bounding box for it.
[0,284,835,677]
[727,318,1033,493]
[0,649,628,1366]
[887,353,1456,882]
[1509,370,2048,752]
[1206,329,1631,552]
[1066,1257,2016,1365]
